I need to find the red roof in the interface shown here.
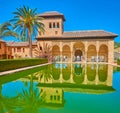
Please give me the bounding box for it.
[38,11,65,21]
[62,30,118,38]
[7,41,37,47]
[36,30,118,40]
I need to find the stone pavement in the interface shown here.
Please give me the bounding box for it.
[0,63,51,76]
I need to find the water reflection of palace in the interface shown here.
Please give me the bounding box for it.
[37,63,113,87]
[36,63,115,108]
[0,63,118,112]
[17,63,115,109]
[40,87,65,108]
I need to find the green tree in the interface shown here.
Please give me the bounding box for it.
[34,65,52,83]
[16,74,44,113]
[0,84,19,113]
[34,42,52,61]
[18,32,28,42]
[0,22,18,39]
[11,6,44,57]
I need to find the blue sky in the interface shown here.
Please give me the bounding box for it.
[0,0,120,42]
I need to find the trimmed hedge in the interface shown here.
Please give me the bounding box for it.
[0,58,48,72]
[117,59,120,65]
[37,83,115,91]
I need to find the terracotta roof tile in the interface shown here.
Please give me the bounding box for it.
[36,30,118,40]
[6,41,37,47]
[62,30,118,38]
[39,11,63,16]
[38,11,65,21]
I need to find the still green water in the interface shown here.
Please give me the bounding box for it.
[0,63,120,113]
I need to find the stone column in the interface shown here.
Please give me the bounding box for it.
[96,41,99,62]
[85,41,88,63]
[95,64,99,85]
[60,67,63,83]
[71,42,73,62]
[60,42,62,62]
[70,63,73,83]
[83,63,87,84]
[108,40,114,63]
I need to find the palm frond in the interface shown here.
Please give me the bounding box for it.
[11,6,45,57]
[2,31,18,38]
[0,22,18,39]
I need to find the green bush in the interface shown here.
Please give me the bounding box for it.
[117,59,120,65]
[0,58,48,72]
[63,66,71,80]
[52,66,60,80]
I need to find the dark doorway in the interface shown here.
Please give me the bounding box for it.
[75,50,82,61]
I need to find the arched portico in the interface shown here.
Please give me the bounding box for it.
[87,45,97,62]
[62,45,71,62]
[52,45,60,62]
[51,41,109,63]
[73,42,85,61]
[98,44,108,62]
[74,49,83,61]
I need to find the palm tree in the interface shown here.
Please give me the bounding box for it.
[18,33,28,42]
[38,65,52,83]
[0,84,19,113]
[16,74,44,113]
[11,6,44,58]
[34,42,52,62]
[0,22,18,39]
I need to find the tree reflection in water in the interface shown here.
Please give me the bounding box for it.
[0,74,45,113]
[16,74,44,113]
[0,63,116,112]
[0,84,20,113]
[35,65,52,83]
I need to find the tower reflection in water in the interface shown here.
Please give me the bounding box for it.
[35,63,115,108]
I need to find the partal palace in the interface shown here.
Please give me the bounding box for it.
[0,11,118,63]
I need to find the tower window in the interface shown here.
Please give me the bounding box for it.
[49,23,52,28]
[54,96,56,100]
[53,22,55,28]
[50,95,53,100]
[57,22,59,28]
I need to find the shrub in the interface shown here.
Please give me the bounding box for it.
[52,66,60,80]
[117,59,120,65]
[0,58,48,72]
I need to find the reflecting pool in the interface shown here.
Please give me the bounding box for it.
[0,63,120,113]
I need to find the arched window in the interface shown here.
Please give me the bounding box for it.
[57,22,59,28]
[53,22,55,28]
[49,22,52,28]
